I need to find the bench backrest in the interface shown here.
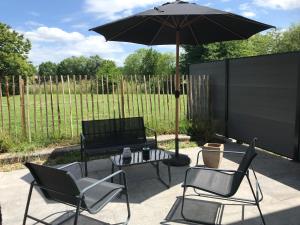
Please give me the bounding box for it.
[82,117,147,149]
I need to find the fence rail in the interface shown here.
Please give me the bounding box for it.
[0,74,208,142]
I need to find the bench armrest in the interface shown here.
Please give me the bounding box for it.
[145,127,157,146]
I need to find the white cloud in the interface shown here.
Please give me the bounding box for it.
[24,27,85,42]
[242,11,256,17]
[25,21,45,27]
[22,26,126,65]
[253,0,300,10]
[84,0,165,20]
[239,3,250,11]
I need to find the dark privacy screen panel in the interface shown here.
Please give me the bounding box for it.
[190,52,300,160]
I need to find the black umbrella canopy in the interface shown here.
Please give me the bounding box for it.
[90,0,274,45]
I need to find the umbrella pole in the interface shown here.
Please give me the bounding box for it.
[166,30,191,167]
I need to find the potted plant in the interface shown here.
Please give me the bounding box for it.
[202,143,224,168]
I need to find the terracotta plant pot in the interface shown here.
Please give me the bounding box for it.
[202,143,224,168]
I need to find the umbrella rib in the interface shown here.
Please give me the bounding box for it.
[150,16,170,45]
[201,15,246,39]
[150,17,176,29]
[106,17,151,41]
[188,24,199,45]
[181,15,202,29]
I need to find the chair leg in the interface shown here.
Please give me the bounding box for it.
[73,199,82,225]
[180,186,187,220]
[124,188,131,225]
[247,175,266,225]
[23,182,34,225]
[84,154,88,177]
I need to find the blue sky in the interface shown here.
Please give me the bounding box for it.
[1,0,299,66]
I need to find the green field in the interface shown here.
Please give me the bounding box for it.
[0,93,188,153]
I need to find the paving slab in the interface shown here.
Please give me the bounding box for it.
[0,143,300,225]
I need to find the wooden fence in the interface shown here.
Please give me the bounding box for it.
[0,75,209,142]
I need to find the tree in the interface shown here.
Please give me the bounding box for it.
[180,23,300,72]
[273,24,300,53]
[123,48,175,77]
[57,55,104,77]
[96,59,121,80]
[0,22,36,77]
[140,48,159,76]
[123,49,147,76]
[38,61,57,76]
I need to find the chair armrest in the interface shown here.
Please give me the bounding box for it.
[196,148,245,165]
[58,162,84,178]
[183,166,245,186]
[80,170,126,196]
[58,162,82,170]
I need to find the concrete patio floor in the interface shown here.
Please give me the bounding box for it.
[1,142,300,225]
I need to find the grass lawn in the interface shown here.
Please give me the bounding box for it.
[0,93,189,153]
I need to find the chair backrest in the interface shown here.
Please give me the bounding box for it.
[230,138,258,195]
[82,117,146,149]
[25,162,80,206]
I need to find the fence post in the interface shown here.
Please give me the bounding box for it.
[19,77,26,137]
[5,77,11,134]
[120,77,125,118]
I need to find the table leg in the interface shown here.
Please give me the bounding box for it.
[156,161,170,188]
[111,163,115,183]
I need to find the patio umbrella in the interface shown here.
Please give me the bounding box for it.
[90,0,274,166]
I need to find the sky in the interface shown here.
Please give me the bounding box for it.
[0,0,299,66]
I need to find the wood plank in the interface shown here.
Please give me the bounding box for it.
[0,81,3,132]
[130,75,135,116]
[120,77,125,118]
[73,75,79,136]
[19,77,26,137]
[90,76,95,120]
[135,75,140,117]
[96,77,100,119]
[43,76,49,137]
[106,75,111,119]
[33,76,37,133]
[5,77,11,134]
[61,75,67,134]
[12,76,17,135]
[67,75,73,137]
[85,75,89,120]
[79,75,83,121]
[49,76,55,134]
[143,75,149,123]
[38,76,43,135]
[56,76,61,136]
[26,77,31,142]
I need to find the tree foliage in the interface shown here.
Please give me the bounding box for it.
[181,23,300,73]
[96,59,121,80]
[56,55,103,76]
[38,61,57,76]
[0,23,36,77]
[123,48,175,77]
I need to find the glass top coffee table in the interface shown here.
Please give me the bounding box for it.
[110,148,172,188]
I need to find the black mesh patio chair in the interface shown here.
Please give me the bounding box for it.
[181,138,266,225]
[23,162,130,225]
